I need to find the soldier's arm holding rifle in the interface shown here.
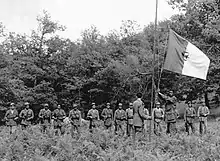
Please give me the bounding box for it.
[4,111,9,121]
[52,111,57,120]
[19,110,26,119]
[27,110,34,121]
[101,109,106,120]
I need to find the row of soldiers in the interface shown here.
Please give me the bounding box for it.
[4,90,210,136]
[4,102,66,134]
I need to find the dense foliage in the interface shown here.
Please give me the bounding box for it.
[1,121,220,161]
[0,0,220,120]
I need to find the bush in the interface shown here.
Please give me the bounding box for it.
[1,121,220,160]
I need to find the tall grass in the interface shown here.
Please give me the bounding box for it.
[1,121,220,161]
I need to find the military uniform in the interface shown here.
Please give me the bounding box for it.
[184,106,196,135]
[152,107,164,135]
[87,108,99,131]
[39,107,52,133]
[4,107,19,134]
[158,92,178,134]
[19,108,34,129]
[197,105,210,134]
[143,108,149,134]
[114,107,126,135]
[69,108,81,136]
[126,107,133,136]
[101,107,113,129]
[52,108,66,134]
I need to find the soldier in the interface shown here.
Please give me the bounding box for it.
[52,104,66,135]
[101,102,113,131]
[197,99,210,135]
[114,103,126,136]
[19,102,34,130]
[158,90,178,134]
[69,103,82,137]
[87,103,99,132]
[126,102,133,137]
[152,102,164,135]
[4,103,19,134]
[133,93,151,139]
[143,104,150,136]
[38,103,52,133]
[184,101,196,135]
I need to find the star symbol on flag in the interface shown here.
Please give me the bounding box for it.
[182,51,189,61]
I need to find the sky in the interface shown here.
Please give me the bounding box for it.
[0,0,178,41]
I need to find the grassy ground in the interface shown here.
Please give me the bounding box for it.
[0,120,220,161]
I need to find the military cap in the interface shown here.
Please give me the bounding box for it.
[156,102,160,105]
[119,103,122,106]
[92,102,95,105]
[24,102,30,105]
[107,102,110,105]
[73,103,78,107]
[44,103,49,107]
[10,103,15,106]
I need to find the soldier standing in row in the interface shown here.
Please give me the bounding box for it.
[184,101,196,135]
[39,103,52,133]
[19,102,34,130]
[158,90,178,135]
[87,103,99,132]
[114,103,126,136]
[197,99,210,135]
[69,103,81,138]
[101,102,113,131]
[126,102,133,137]
[152,102,164,135]
[4,103,19,134]
[52,104,66,135]
[143,105,150,136]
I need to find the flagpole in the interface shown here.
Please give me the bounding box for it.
[149,0,158,142]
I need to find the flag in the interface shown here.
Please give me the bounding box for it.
[163,29,210,80]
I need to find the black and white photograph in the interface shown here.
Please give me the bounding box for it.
[0,0,218,160]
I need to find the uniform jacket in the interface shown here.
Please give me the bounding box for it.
[87,109,99,126]
[114,109,126,125]
[19,108,34,125]
[158,92,177,111]
[126,108,133,125]
[69,109,81,126]
[101,108,113,126]
[39,109,52,125]
[184,107,196,123]
[133,98,149,127]
[152,108,164,123]
[52,109,66,126]
[197,106,210,122]
[4,109,18,126]
[164,107,178,123]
